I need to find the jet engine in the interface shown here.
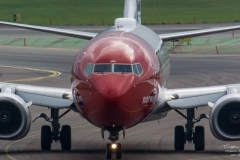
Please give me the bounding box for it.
[0,93,31,140]
[209,94,240,141]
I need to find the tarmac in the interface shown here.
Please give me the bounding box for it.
[0,24,240,159]
[1,23,240,54]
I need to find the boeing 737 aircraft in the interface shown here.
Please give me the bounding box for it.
[1,0,240,159]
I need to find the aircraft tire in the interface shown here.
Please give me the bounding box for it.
[41,125,52,150]
[116,143,122,159]
[106,143,112,159]
[194,126,205,151]
[60,125,71,150]
[174,125,185,151]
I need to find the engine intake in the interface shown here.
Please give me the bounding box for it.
[210,94,240,141]
[0,93,31,140]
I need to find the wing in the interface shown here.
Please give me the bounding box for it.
[164,84,240,109]
[159,25,240,41]
[0,82,73,109]
[0,21,98,40]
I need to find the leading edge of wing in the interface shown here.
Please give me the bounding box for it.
[164,85,229,109]
[0,82,73,109]
[159,25,240,42]
[0,21,98,40]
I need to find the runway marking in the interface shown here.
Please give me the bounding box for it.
[5,134,40,160]
[5,124,91,160]
[188,154,238,160]
[0,65,61,82]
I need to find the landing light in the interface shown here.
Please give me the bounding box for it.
[62,93,71,99]
[111,143,117,149]
[171,94,179,100]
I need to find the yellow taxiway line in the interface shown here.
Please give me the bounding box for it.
[5,134,40,160]
[5,124,91,160]
[2,65,237,160]
[0,65,62,159]
[0,65,61,82]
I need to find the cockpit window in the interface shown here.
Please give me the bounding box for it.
[84,63,94,76]
[132,64,138,75]
[94,64,112,73]
[84,63,143,76]
[114,64,132,73]
[132,64,143,76]
[136,64,143,75]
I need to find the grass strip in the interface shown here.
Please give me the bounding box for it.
[0,0,240,25]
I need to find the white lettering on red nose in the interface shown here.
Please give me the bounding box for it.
[142,96,157,104]
[76,96,83,103]
[73,88,85,108]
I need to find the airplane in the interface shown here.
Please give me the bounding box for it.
[1,0,240,159]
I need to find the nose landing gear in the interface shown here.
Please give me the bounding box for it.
[102,126,125,159]
[106,143,122,159]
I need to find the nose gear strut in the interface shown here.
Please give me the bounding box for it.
[101,126,125,159]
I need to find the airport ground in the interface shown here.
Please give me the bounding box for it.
[1,0,240,25]
[0,24,240,159]
[1,23,240,54]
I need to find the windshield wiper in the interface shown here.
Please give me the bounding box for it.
[122,70,131,74]
[95,70,104,74]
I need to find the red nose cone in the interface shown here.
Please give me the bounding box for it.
[92,74,134,99]
[72,31,159,129]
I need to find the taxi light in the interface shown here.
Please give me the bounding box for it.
[111,143,117,149]
[62,94,71,99]
[171,94,179,100]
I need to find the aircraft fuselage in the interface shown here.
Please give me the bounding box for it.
[71,25,170,129]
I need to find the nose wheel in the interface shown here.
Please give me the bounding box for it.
[106,143,112,159]
[102,126,124,159]
[106,143,122,159]
[116,143,122,159]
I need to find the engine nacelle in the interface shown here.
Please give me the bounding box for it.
[0,93,31,140]
[210,94,240,141]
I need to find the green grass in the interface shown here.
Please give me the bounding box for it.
[0,0,240,25]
